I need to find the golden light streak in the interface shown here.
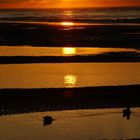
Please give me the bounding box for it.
[62,47,76,55]
[61,22,74,26]
[64,74,77,87]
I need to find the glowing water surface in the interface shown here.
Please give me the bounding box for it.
[0,108,140,140]
[61,22,74,26]
[0,46,139,56]
[0,63,140,88]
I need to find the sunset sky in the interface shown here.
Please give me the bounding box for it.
[0,0,140,8]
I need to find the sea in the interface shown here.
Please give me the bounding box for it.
[0,7,140,23]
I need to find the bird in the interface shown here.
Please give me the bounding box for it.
[43,116,54,126]
[123,107,131,120]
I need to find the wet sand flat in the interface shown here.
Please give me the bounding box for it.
[0,85,140,116]
[0,53,139,64]
[0,22,140,48]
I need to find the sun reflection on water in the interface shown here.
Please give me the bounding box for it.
[64,10,73,16]
[64,75,77,88]
[62,47,76,55]
[61,22,74,26]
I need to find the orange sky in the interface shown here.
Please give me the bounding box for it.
[0,0,140,8]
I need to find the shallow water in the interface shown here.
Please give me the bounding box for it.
[0,108,140,140]
[0,46,139,56]
[0,63,140,88]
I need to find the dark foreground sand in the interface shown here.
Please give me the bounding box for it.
[0,22,140,48]
[0,85,139,116]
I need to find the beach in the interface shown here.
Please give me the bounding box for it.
[0,18,140,115]
[0,21,140,63]
[0,7,140,139]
